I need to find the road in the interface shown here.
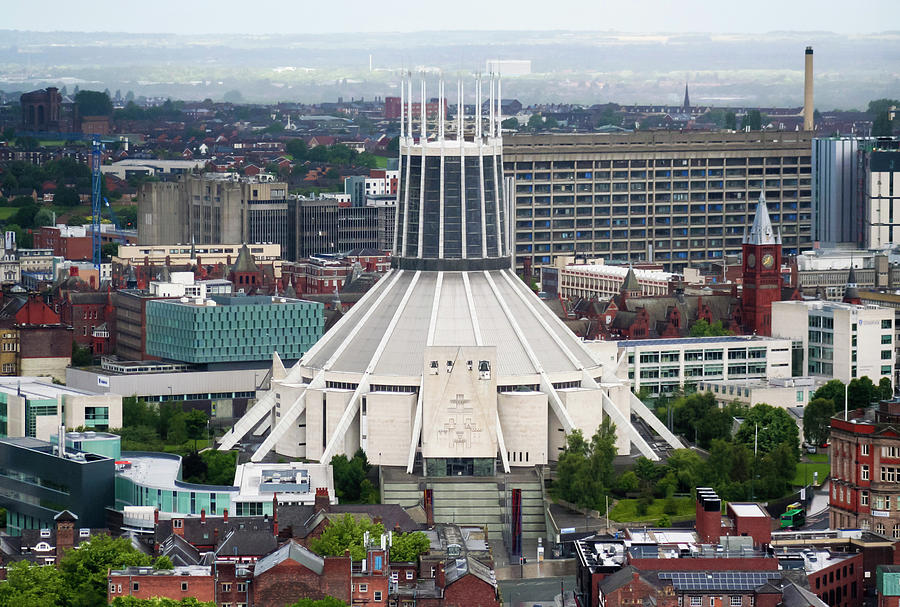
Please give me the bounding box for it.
[499,575,576,607]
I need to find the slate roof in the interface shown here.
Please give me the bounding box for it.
[598,565,642,594]
[277,503,421,539]
[231,244,260,274]
[215,528,278,557]
[158,533,203,566]
[254,540,324,577]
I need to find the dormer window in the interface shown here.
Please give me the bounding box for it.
[79,529,90,538]
[35,541,51,551]
[40,529,51,538]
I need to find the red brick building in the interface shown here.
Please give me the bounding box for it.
[34,226,93,261]
[252,541,351,606]
[108,566,215,604]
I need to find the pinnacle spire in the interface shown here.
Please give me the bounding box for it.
[683,81,690,110]
[743,195,781,246]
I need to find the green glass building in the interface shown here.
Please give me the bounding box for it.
[145,295,323,363]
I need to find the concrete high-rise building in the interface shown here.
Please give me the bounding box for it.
[138,174,289,251]
[502,131,814,273]
[812,137,871,246]
[222,74,681,477]
[866,149,900,248]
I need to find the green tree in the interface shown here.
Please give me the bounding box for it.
[803,397,836,446]
[386,137,399,155]
[54,187,81,207]
[286,138,309,161]
[200,449,238,485]
[813,379,846,410]
[733,403,800,458]
[725,111,737,130]
[872,112,894,137]
[12,204,39,228]
[0,560,67,607]
[689,319,731,337]
[308,513,385,561]
[154,555,174,570]
[168,412,189,445]
[71,342,92,367]
[183,408,208,450]
[59,534,153,607]
[527,113,545,131]
[331,450,371,503]
[101,242,119,259]
[501,117,519,130]
[741,110,762,130]
[34,207,55,227]
[287,598,349,607]
[879,376,894,401]
[75,90,113,116]
[848,376,877,408]
[554,419,618,510]
[111,598,215,607]
[390,531,431,562]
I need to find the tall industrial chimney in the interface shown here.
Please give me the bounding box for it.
[803,46,814,131]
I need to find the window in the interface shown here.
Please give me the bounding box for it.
[391,572,399,581]
[359,584,368,593]
[406,571,414,580]
[110,584,116,594]
[861,491,869,506]
[884,319,893,330]
[883,350,893,360]
[132,582,140,592]
[863,444,870,456]
[181,583,188,591]
[731,597,743,607]
[884,446,900,458]
[222,583,232,592]
[877,522,886,535]
[691,598,702,606]
[236,583,247,592]
[173,519,183,529]
[882,466,898,482]
[374,591,383,601]
[863,465,870,481]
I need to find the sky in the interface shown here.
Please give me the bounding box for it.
[3,0,899,35]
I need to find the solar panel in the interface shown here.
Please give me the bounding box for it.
[658,571,780,591]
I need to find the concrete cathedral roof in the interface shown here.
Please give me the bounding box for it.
[301,268,603,378]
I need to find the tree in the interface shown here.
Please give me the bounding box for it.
[527,113,545,131]
[848,376,877,409]
[308,513,385,561]
[101,242,119,259]
[741,110,762,131]
[501,117,519,130]
[814,379,846,411]
[0,560,67,607]
[75,90,113,116]
[733,403,800,458]
[71,342,93,367]
[285,138,308,161]
[689,319,731,337]
[168,412,189,445]
[11,204,39,228]
[879,376,894,401]
[287,598,349,607]
[331,450,373,503]
[184,408,208,450]
[223,90,243,103]
[111,598,215,607]
[803,397,836,446]
[54,186,81,207]
[725,111,737,130]
[34,207,55,227]
[554,418,618,510]
[390,531,431,562]
[872,112,894,137]
[59,534,153,607]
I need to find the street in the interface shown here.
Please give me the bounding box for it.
[499,575,576,607]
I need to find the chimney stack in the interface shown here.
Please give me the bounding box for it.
[223,508,228,523]
[314,487,330,513]
[273,493,279,537]
[803,47,814,131]
[200,508,206,524]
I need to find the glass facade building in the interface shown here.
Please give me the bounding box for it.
[145,295,323,364]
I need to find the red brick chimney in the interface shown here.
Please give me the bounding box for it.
[273,493,279,537]
[223,508,228,523]
[435,563,445,588]
[424,489,434,527]
[695,489,722,544]
[200,508,206,524]
[314,488,330,513]
[154,509,159,525]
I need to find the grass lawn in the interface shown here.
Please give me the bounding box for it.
[793,461,830,486]
[608,496,695,523]
[807,453,829,463]
[0,207,18,220]
[373,155,389,169]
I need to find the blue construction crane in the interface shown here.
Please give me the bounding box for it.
[91,137,103,269]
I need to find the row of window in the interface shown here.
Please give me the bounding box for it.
[508,157,811,170]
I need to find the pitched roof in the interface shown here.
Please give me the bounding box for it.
[622,267,641,292]
[215,528,278,557]
[599,565,642,594]
[231,244,260,274]
[253,540,324,577]
[744,195,781,245]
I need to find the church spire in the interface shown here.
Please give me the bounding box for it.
[743,195,781,246]
[683,81,690,111]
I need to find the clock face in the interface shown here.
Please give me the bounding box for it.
[747,253,756,268]
[762,253,775,269]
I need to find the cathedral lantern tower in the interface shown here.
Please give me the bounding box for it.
[741,196,783,336]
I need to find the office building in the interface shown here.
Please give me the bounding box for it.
[613,335,793,397]
[295,195,396,258]
[145,294,323,364]
[223,75,682,472]
[114,242,283,279]
[543,257,675,300]
[866,149,900,248]
[343,169,399,205]
[0,435,115,534]
[502,131,814,273]
[697,376,823,410]
[793,249,896,300]
[830,397,900,533]
[772,300,895,385]
[0,376,122,440]
[138,174,289,251]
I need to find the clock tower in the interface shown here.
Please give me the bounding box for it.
[741,196,783,336]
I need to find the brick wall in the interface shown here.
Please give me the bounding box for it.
[107,573,215,603]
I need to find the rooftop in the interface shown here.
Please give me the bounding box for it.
[110,565,211,577]
[730,503,768,518]
[0,376,101,400]
[617,335,788,348]
[160,294,312,308]
[559,262,674,283]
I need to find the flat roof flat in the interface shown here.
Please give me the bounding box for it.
[730,503,768,517]
[0,377,99,399]
[618,335,784,347]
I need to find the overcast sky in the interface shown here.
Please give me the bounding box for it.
[3,0,899,34]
